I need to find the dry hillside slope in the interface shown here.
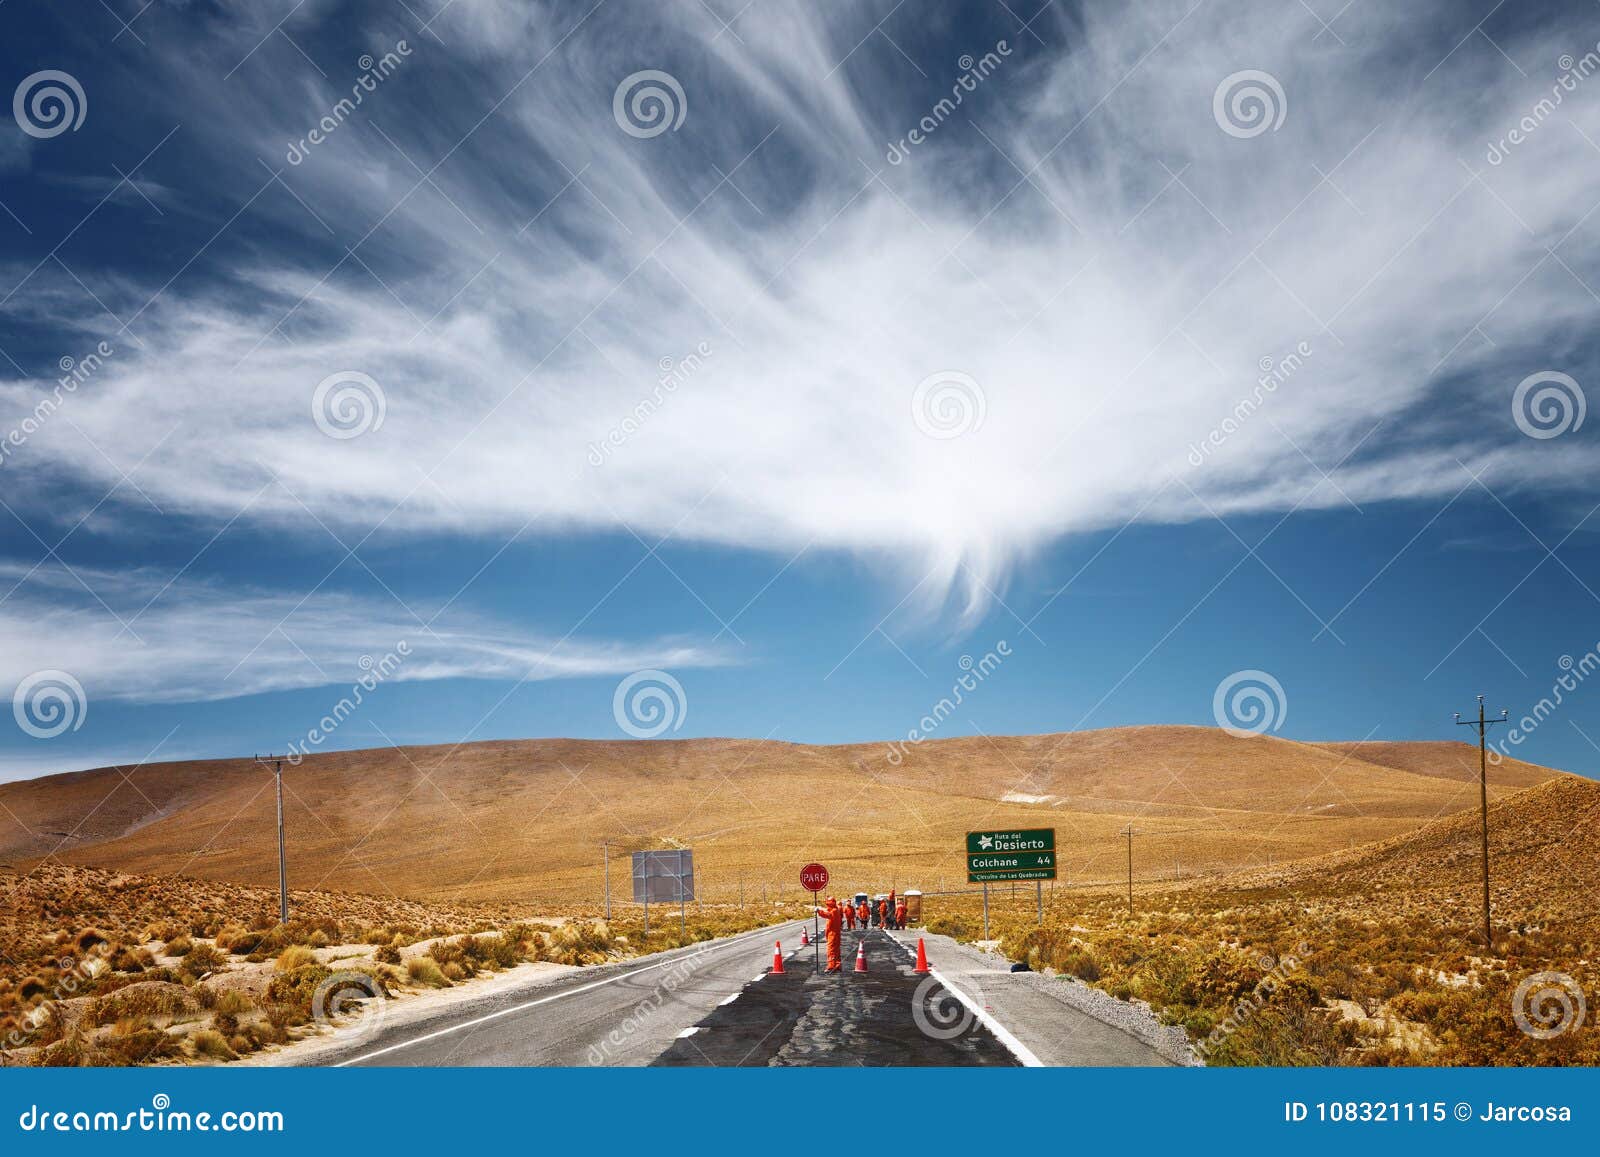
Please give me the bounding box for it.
[0,727,1565,904]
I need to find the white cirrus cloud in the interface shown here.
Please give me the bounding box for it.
[0,563,734,706]
[2,0,1598,626]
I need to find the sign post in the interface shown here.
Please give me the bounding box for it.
[800,862,829,970]
[632,850,695,940]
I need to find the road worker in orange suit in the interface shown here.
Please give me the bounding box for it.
[887,888,897,929]
[877,898,889,929]
[895,899,908,928]
[815,896,843,971]
[844,899,856,930]
[856,898,870,927]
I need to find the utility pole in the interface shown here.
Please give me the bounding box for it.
[602,842,611,920]
[1122,825,1135,915]
[1456,695,1508,951]
[254,755,290,925]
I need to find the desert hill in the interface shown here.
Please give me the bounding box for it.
[1241,772,1600,925]
[0,726,1567,905]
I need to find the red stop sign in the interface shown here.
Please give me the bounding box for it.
[799,863,829,892]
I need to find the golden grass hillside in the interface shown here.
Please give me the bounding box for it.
[0,727,1562,905]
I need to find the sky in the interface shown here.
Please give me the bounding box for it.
[1,0,1599,783]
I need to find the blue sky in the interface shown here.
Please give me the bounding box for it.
[1,0,1599,783]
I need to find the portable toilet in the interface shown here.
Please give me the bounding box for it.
[904,890,922,922]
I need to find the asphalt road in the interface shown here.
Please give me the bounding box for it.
[317,922,1166,1067]
[653,929,1018,1066]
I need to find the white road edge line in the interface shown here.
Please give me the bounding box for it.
[888,935,1043,1068]
[333,922,785,1066]
[676,1026,700,1038]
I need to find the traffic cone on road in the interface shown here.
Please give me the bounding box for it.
[854,940,868,973]
[913,938,930,974]
[800,928,809,947]
[772,941,785,974]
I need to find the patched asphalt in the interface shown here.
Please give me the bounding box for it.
[650,929,1020,1066]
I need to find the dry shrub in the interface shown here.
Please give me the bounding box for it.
[92,982,193,1026]
[275,945,319,972]
[181,943,226,976]
[190,1029,237,1061]
[405,956,450,988]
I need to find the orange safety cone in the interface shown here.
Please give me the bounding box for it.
[854,939,868,973]
[800,928,809,947]
[772,941,785,974]
[913,938,930,974]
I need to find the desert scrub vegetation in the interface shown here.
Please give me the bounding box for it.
[920,878,1600,1066]
[1,863,797,1066]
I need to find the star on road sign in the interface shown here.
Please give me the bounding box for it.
[978,834,993,849]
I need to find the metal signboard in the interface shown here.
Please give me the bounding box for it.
[966,828,1056,882]
[631,849,695,902]
[800,862,829,892]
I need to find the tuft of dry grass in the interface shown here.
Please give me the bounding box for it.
[405,956,450,988]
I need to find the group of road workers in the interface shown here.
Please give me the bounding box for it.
[812,890,909,972]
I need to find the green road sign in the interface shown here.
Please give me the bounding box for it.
[966,828,1057,882]
[968,867,1055,883]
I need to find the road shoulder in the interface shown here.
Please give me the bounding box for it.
[888,930,1195,1066]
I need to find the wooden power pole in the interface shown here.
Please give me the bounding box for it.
[253,755,290,925]
[1122,824,1135,915]
[1455,695,1507,951]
